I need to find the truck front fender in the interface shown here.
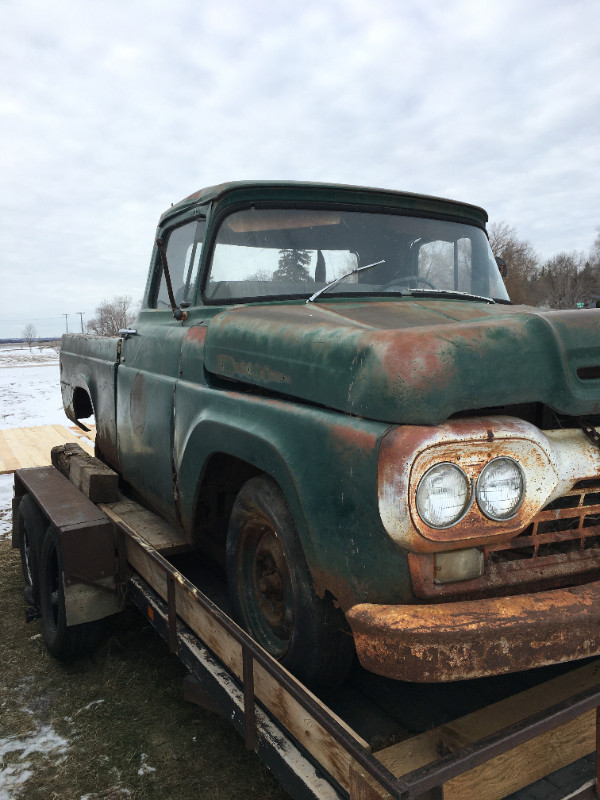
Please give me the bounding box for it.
[174,384,412,608]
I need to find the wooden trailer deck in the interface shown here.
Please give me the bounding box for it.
[0,424,95,473]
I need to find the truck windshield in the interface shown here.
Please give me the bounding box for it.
[204,208,510,303]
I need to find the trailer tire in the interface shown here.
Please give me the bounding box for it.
[16,494,44,606]
[39,525,104,660]
[226,476,354,693]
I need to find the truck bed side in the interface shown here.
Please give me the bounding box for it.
[59,333,121,469]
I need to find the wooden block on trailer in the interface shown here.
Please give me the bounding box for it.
[51,443,119,502]
[51,442,88,474]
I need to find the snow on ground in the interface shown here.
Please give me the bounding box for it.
[0,724,69,798]
[0,474,13,541]
[0,345,68,429]
[0,344,60,367]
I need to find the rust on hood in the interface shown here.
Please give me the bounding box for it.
[346,579,600,682]
[203,302,600,425]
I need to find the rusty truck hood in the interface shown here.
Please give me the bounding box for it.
[203,299,600,424]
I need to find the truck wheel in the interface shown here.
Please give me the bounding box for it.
[39,525,103,660]
[226,476,354,693]
[16,494,44,606]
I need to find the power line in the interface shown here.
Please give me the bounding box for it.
[0,311,95,325]
[0,315,79,322]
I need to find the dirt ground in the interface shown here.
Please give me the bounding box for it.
[0,537,290,800]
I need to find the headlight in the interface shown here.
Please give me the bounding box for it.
[416,463,472,528]
[477,457,524,520]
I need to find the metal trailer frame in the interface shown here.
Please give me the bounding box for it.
[12,464,600,800]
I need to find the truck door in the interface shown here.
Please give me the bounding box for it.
[116,217,205,524]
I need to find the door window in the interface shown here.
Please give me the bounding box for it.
[153,219,205,308]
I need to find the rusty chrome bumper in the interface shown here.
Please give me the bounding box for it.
[346,581,600,682]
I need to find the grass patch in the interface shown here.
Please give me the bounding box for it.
[0,539,289,799]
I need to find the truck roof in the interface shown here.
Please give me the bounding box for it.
[159,180,489,228]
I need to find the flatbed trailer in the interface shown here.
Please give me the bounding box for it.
[11,453,600,800]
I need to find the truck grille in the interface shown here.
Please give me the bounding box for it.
[409,479,600,600]
[486,479,600,564]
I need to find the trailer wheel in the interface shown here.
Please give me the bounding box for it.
[226,476,354,693]
[16,494,44,606]
[39,525,103,660]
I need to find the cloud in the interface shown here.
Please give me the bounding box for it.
[0,0,598,336]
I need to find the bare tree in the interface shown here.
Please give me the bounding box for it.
[488,222,540,305]
[590,230,600,268]
[86,296,137,336]
[22,323,37,349]
[539,251,596,309]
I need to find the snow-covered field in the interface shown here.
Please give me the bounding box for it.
[0,345,68,429]
[0,345,72,542]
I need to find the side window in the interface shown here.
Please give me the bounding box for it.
[153,219,205,309]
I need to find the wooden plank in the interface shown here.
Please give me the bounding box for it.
[0,425,95,474]
[0,429,20,472]
[350,661,600,800]
[101,497,189,554]
[444,714,594,800]
[253,660,366,791]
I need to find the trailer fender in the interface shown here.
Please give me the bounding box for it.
[13,467,124,625]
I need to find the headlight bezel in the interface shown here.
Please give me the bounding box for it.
[415,461,474,530]
[379,419,560,549]
[476,456,526,521]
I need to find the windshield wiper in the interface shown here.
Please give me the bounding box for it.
[407,288,496,304]
[307,260,386,303]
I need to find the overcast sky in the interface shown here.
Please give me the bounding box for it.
[0,0,598,337]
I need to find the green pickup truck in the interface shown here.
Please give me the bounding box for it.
[60,181,600,691]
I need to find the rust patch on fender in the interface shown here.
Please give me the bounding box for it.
[184,325,208,346]
[328,423,379,453]
[309,565,360,612]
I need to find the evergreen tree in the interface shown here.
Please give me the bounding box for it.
[273,249,312,281]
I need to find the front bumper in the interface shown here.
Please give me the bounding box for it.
[346,580,600,682]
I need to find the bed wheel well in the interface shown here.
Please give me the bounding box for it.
[72,387,93,420]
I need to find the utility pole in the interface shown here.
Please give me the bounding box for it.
[77,312,84,333]
[63,313,69,333]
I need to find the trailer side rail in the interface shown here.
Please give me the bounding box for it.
[106,505,600,800]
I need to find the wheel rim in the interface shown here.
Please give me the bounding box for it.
[22,526,34,585]
[240,521,294,659]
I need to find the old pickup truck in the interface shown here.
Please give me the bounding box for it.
[59,181,600,691]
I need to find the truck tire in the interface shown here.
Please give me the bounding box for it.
[16,494,45,606]
[39,525,104,660]
[226,476,354,693]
